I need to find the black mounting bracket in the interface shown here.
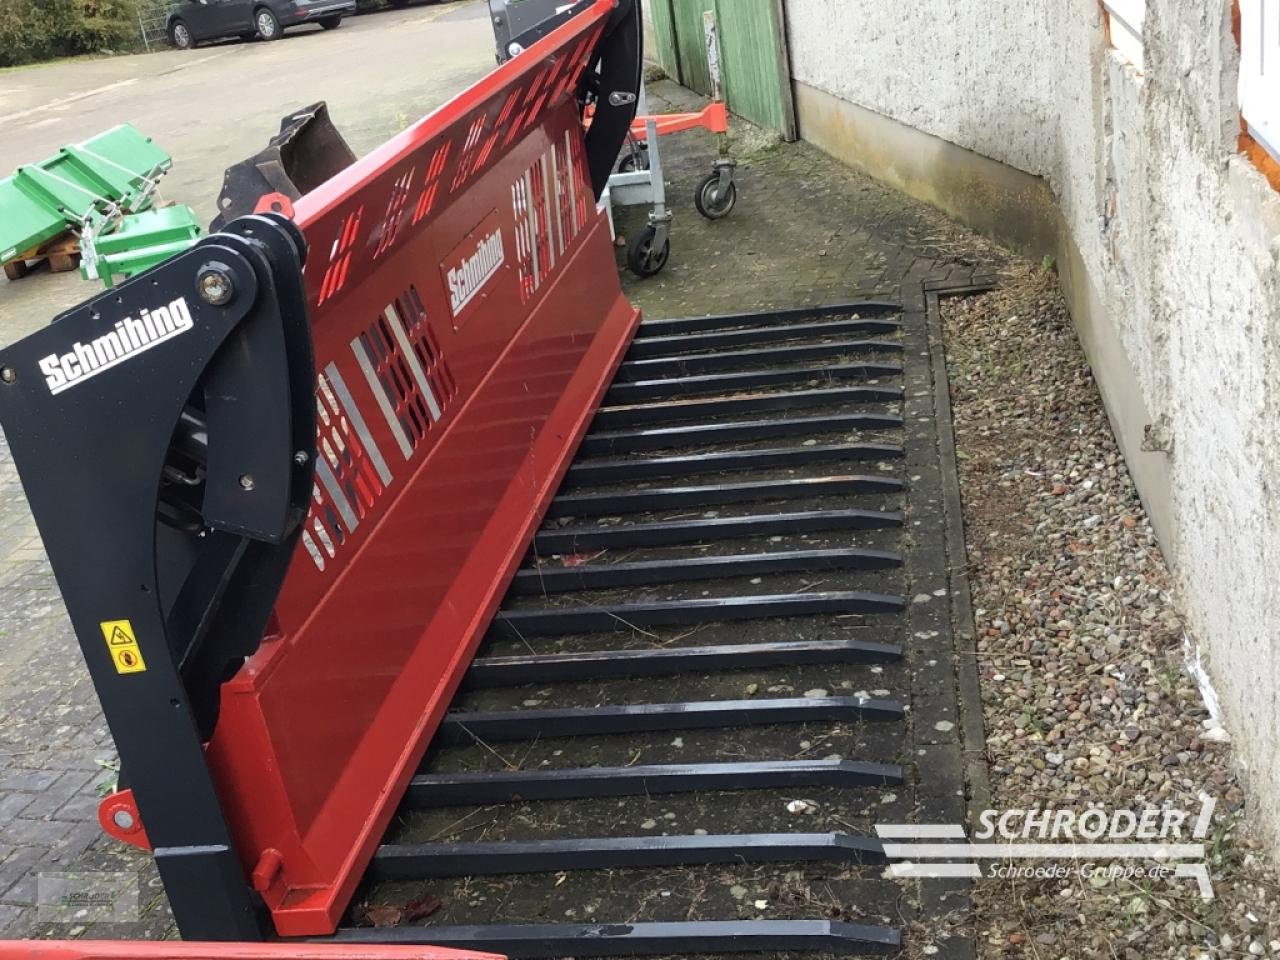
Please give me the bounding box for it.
[0,213,316,940]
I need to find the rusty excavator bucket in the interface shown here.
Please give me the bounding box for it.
[209,102,357,232]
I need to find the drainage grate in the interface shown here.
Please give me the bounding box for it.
[334,291,985,957]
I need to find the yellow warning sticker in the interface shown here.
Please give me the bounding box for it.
[100,619,147,675]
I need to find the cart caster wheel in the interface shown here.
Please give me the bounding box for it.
[694,172,738,220]
[618,145,649,172]
[627,225,670,278]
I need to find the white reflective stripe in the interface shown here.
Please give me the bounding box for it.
[324,362,394,484]
[301,530,325,570]
[349,339,414,460]
[564,129,578,234]
[314,457,359,533]
[541,153,558,269]
[383,304,442,421]
[525,169,540,288]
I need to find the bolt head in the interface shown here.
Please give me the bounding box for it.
[197,264,235,306]
[293,450,310,466]
[112,809,135,830]
[239,474,255,491]
[0,368,15,384]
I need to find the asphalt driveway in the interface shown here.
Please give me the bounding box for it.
[0,0,496,339]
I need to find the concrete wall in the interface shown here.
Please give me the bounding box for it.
[784,0,1280,842]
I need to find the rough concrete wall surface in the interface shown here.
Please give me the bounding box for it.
[784,0,1056,176]
[785,0,1280,844]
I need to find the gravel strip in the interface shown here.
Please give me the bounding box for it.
[944,264,1280,958]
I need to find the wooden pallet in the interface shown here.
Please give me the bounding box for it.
[3,233,81,281]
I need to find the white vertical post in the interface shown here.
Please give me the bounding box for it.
[703,9,722,101]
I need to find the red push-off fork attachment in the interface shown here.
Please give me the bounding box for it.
[179,0,631,934]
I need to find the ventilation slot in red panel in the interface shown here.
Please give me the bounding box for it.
[374,167,416,259]
[317,207,363,306]
[510,132,593,303]
[300,366,395,572]
[349,291,454,462]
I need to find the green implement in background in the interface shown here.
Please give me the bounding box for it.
[80,204,203,289]
[0,125,172,267]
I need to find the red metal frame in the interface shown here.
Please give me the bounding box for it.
[0,945,501,960]
[628,101,729,140]
[98,0,640,938]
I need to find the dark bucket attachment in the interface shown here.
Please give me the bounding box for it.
[209,102,356,231]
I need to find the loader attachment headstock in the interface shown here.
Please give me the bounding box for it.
[0,0,640,941]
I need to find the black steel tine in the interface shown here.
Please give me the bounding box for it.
[405,758,904,806]
[328,919,903,957]
[371,832,888,879]
[492,592,904,639]
[633,299,902,336]
[592,386,904,430]
[604,362,904,403]
[614,341,903,382]
[546,476,903,519]
[565,443,903,486]
[626,319,903,358]
[465,638,903,686]
[534,509,901,554]
[440,696,904,743]
[580,413,904,456]
[509,548,902,595]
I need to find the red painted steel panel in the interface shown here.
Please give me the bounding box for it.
[186,2,640,937]
[0,944,502,960]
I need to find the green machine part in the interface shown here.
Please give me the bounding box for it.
[80,204,203,289]
[1,124,172,266]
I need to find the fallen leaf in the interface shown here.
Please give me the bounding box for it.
[365,905,403,927]
[561,550,606,567]
[403,893,442,922]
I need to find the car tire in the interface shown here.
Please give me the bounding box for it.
[254,7,282,39]
[319,14,342,28]
[169,19,195,49]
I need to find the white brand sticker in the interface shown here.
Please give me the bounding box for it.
[446,230,505,317]
[39,297,194,396]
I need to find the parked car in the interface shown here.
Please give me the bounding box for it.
[167,0,356,48]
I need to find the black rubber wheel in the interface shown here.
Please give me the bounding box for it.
[254,7,282,39]
[319,14,342,28]
[617,146,649,173]
[169,19,195,48]
[694,172,738,220]
[627,225,670,278]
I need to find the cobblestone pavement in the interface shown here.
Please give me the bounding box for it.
[0,72,1008,941]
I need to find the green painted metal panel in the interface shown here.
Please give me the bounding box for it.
[0,179,65,263]
[1,123,172,267]
[82,204,202,288]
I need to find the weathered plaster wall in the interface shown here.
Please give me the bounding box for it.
[784,0,1280,842]
[785,0,1056,177]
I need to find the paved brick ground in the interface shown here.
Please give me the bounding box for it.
[0,75,1008,941]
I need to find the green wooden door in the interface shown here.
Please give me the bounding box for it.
[672,0,714,97]
[652,0,796,139]
[646,0,680,79]
[714,0,795,138]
